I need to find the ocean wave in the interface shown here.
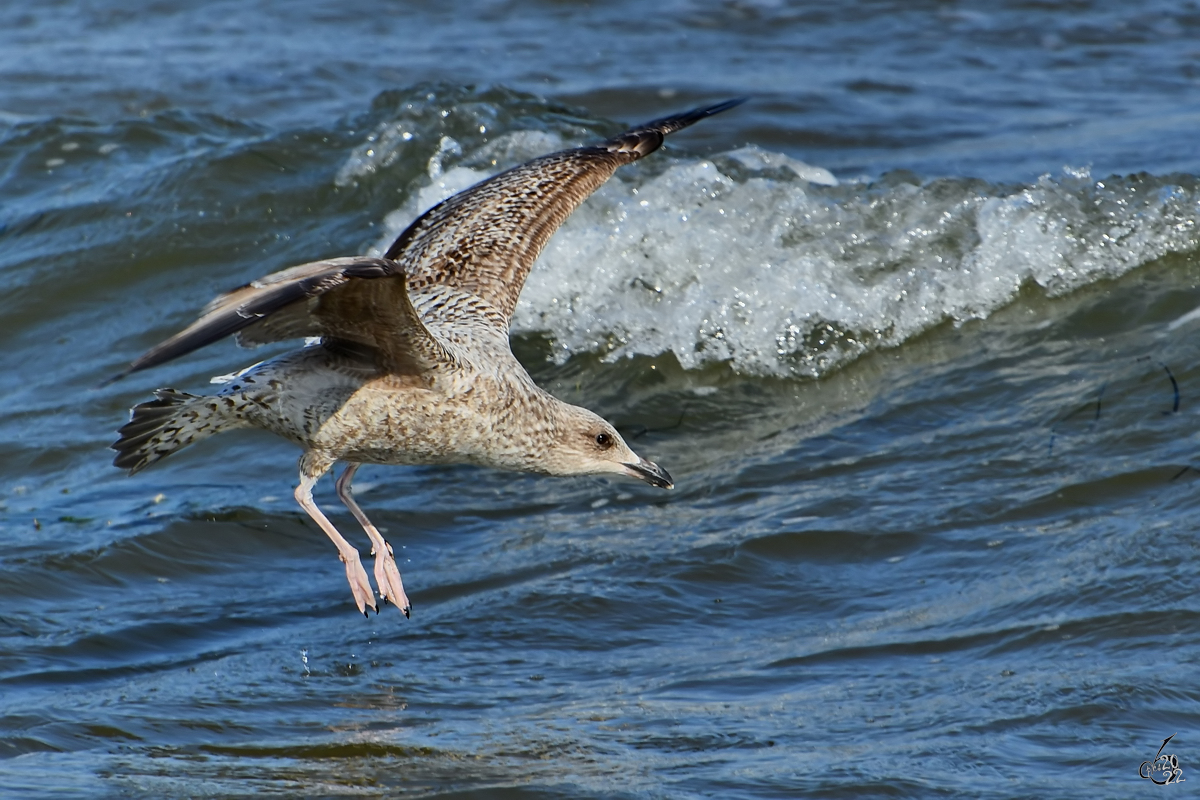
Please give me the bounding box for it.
[349,99,1200,379]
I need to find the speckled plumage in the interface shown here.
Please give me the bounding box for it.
[112,99,742,618]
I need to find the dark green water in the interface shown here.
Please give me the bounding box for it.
[3,3,1200,798]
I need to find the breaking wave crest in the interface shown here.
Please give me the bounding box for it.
[344,92,1200,378]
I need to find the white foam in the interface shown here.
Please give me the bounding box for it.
[360,135,1200,378]
[1168,304,1200,331]
[334,120,417,187]
[209,361,264,384]
[724,145,838,186]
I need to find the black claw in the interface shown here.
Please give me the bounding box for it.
[362,609,369,619]
[381,595,389,606]
[402,605,411,619]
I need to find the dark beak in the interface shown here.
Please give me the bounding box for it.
[622,457,674,490]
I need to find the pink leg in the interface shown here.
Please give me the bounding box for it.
[294,469,377,617]
[335,463,411,618]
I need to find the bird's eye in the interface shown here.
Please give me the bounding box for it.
[594,432,613,449]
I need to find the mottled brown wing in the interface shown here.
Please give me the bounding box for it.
[110,256,451,382]
[386,99,746,324]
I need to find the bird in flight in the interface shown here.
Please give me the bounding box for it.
[111,98,744,618]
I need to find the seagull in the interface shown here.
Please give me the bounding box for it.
[111,98,744,618]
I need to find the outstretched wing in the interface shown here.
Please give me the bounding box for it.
[109,99,744,382]
[387,98,745,323]
[109,256,451,382]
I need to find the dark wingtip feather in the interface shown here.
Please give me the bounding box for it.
[607,97,748,158]
[97,370,130,389]
[657,97,749,133]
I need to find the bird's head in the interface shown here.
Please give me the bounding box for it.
[539,402,673,489]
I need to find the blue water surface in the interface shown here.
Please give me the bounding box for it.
[1,2,1199,798]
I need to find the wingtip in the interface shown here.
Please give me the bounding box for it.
[699,97,750,117]
[649,96,749,137]
[96,368,132,390]
[608,97,748,157]
[101,350,162,389]
[671,97,749,128]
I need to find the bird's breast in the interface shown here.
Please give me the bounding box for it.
[312,370,544,468]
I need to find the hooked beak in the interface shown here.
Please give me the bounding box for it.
[622,457,674,490]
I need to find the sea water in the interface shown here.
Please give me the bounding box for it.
[2,2,1200,798]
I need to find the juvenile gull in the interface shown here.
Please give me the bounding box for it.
[111,99,744,618]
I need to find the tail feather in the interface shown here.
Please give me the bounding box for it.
[112,389,224,474]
